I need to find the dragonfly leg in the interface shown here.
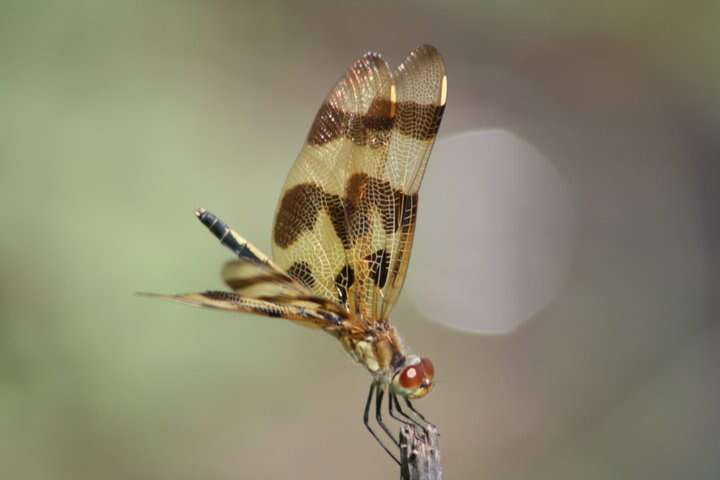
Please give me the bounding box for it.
[363,382,400,465]
[391,392,426,429]
[403,397,430,424]
[375,385,400,448]
[388,391,414,427]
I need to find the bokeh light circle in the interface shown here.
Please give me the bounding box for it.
[406,130,575,334]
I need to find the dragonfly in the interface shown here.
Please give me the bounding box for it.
[143,45,447,463]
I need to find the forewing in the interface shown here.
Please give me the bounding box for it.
[376,45,446,320]
[347,46,447,322]
[272,46,446,324]
[272,52,394,317]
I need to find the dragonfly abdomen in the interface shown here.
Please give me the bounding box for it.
[195,208,269,264]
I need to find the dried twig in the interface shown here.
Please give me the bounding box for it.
[399,424,442,480]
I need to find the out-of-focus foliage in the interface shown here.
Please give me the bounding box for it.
[1,1,718,479]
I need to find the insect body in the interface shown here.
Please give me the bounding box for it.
[144,45,447,463]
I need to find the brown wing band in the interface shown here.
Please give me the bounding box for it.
[274,174,418,249]
[307,101,444,146]
[224,273,290,291]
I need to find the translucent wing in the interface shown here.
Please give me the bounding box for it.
[140,291,347,331]
[347,46,446,322]
[142,209,351,331]
[272,51,394,319]
[272,45,446,324]
[377,45,446,320]
[222,259,347,315]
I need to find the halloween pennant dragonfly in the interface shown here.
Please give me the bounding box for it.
[143,45,446,463]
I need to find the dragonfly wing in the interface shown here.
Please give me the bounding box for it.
[140,291,349,332]
[377,45,447,320]
[272,45,447,324]
[272,51,395,322]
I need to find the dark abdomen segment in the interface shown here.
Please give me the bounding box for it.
[195,208,254,260]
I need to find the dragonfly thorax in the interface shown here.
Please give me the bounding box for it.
[339,326,435,399]
[341,325,406,374]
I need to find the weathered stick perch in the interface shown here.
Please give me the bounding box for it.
[399,424,442,480]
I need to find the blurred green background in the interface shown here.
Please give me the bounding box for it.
[2,1,719,479]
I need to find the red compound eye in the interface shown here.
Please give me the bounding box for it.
[421,358,435,379]
[399,365,424,389]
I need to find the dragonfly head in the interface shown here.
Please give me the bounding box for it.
[390,355,435,399]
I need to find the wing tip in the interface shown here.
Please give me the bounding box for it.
[136,291,210,309]
[363,50,384,59]
[136,291,172,299]
[351,51,391,76]
[395,44,447,106]
[400,45,445,69]
[136,291,157,297]
[414,44,440,55]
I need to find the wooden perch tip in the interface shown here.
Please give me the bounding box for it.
[399,424,442,480]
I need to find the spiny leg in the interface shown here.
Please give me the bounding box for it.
[391,392,426,429]
[375,385,400,448]
[388,391,414,427]
[404,397,429,423]
[363,382,400,465]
